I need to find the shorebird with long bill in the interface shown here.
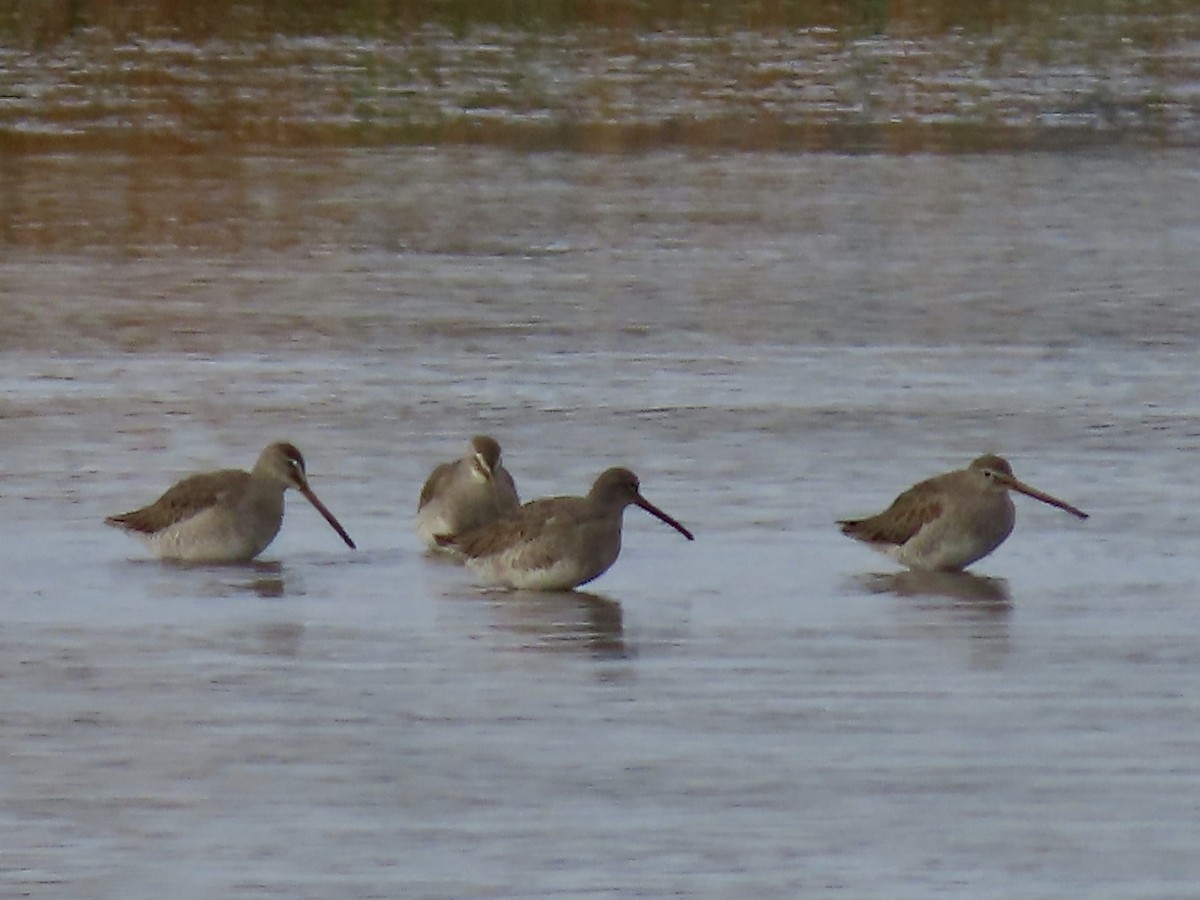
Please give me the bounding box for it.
[106,441,356,562]
[449,467,694,591]
[838,454,1087,572]
[416,435,520,550]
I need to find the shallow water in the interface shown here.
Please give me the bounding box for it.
[3,140,1200,898]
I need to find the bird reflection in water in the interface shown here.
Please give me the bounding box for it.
[188,559,287,599]
[138,557,288,598]
[858,569,1012,608]
[251,621,305,657]
[219,620,306,658]
[243,560,287,599]
[857,570,1012,668]
[484,590,627,660]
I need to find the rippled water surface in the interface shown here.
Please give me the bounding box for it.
[3,20,1200,897]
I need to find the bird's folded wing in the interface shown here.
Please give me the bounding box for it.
[839,482,943,546]
[106,470,248,533]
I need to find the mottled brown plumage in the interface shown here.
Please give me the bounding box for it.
[839,482,946,548]
[106,442,356,562]
[451,467,694,590]
[108,469,252,535]
[416,435,520,549]
[839,454,1087,571]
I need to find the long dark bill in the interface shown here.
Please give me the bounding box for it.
[299,483,358,548]
[634,495,695,541]
[1000,476,1089,520]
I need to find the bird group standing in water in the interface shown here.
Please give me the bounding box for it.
[106,437,1088,591]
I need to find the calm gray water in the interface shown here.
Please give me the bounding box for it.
[2,147,1200,898]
